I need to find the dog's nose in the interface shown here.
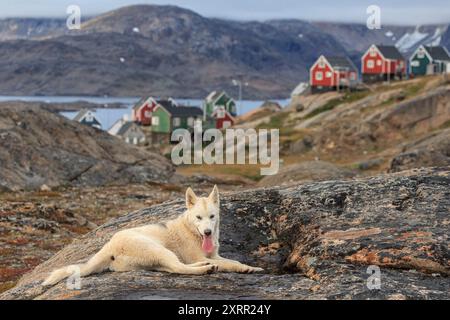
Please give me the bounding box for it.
[204,229,212,236]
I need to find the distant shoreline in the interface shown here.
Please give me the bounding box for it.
[0,100,129,112]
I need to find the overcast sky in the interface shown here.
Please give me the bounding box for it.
[1,0,449,25]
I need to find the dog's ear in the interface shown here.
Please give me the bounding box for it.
[186,187,197,209]
[209,185,220,207]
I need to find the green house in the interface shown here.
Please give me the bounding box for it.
[409,45,450,76]
[204,91,237,117]
[150,99,203,134]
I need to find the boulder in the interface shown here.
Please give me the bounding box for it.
[259,160,355,186]
[390,129,450,172]
[2,167,449,299]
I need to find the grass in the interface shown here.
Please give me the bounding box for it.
[0,281,17,294]
[438,120,450,130]
[256,112,290,131]
[303,90,369,120]
[178,163,264,182]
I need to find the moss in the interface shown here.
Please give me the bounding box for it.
[256,112,290,130]
[303,90,369,120]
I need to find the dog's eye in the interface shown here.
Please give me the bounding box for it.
[210,215,215,219]
[196,216,202,220]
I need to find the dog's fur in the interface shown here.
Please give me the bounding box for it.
[42,185,263,286]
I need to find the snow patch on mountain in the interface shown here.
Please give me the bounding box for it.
[395,28,429,52]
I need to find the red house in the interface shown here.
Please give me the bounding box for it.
[361,45,406,83]
[310,55,358,93]
[211,107,235,129]
[132,97,157,126]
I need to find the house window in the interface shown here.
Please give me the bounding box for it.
[376,59,382,66]
[152,116,159,126]
[173,117,181,126]
[222,121,232,129]
[315,71,323,80]
[187,117,194,126]
[144,110,151,118]
[417,51,425,59]
[411,60,420,67]
[325,71,332,78]
[318,60,325,68]
[217,109,225,119]
[85,112,94,122]
[367,60,374,68]
[370,49,376,57]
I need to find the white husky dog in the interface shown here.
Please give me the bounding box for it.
[43,185,263,286]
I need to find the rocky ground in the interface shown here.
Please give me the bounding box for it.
[0,179,249,293]
[1,167,448,300]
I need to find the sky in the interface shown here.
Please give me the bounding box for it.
[0,0,449,25]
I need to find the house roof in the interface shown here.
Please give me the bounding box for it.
[424,46,450,61]
[211,107,235,121]
[163,105,204,117]
[206,91,223,102]
[116,122,143,136]
[326,56,357,71]
[73,109,94,122]
[376,45,404,60]
[133,97,152,111]
[157,99,177,110]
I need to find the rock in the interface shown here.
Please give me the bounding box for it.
[236,101,283,125]
[373,86,450,138]
[259,161,356,186]
[40,184,51,192]
[357,158,384,171]
[289,135,314,154]
[0,104,174,191]
[3,167,448,300]
[390,129,450,172]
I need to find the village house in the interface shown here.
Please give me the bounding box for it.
[309,55,358,93]
[204,91,237,129]
[110,121,146,145]
[409,45,450,76]
[108,116,128,136]
[210,108,235,129]
[132,96,157,126]
[150,99,203,134]
[73,109,102,129]
[361,44,406,83]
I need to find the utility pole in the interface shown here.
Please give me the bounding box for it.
[232,79,248,115]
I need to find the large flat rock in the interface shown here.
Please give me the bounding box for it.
[2,167,449,300]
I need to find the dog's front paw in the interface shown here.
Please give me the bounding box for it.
[206,264,219,274]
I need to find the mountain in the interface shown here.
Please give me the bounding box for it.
[0,18,66,40]
[0,5,448,98]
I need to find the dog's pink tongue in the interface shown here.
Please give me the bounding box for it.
[202,236,214,253]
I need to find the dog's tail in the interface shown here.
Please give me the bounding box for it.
[42,246,112,286]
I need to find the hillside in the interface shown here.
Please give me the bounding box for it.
[2,167,449,299]
[0,102,174,191]
[178,75,450,184]
[0,5,448,98]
